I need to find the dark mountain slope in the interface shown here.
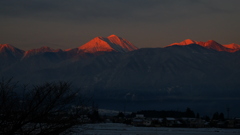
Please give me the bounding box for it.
[1,41,240,115]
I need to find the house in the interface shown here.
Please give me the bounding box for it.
[181,118,205,128]
[143,119,152,126]
[132,114,145,126]
[165,117,182,127]
[136,114,144,118]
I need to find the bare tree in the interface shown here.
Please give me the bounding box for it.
[0,79,90,135]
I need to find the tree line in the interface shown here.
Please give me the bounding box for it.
[0,78,94,135]
[131,108,224,121]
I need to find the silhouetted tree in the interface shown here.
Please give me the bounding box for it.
[0,79,90,135]
[89,110,101,123]
[219,113,225,120]
[117,112,125,118]
[212,112,219,120]
[196,113,200,118]
[185,108,195,118]
[204,115,210,122]
[212,112,225,121]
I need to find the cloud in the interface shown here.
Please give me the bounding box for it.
[0,0,56,17]
[1,0,239,23]
[0,0,161,20]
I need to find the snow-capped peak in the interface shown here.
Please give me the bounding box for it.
[168,39,197,46]
[107,35,138,52]
[78,35,138,53]
[223,43,240,50]
[108,34,118,38]
[0,44,22,52]
[0,44,25,57]
[166,39,239,52]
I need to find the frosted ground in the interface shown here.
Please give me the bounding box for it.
[72,123,240,135]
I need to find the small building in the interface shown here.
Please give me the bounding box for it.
[143,119,152,126]
[234,118,240,128]
[136,114,144,118]
[181,118,205,128]
[165,117,182,127]
[132,114,145,126]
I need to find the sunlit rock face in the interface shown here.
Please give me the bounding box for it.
[223,43,240,50]
[168,39,239,52]
[78,35,138,53]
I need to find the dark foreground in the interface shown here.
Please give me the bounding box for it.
[74,123,240,135]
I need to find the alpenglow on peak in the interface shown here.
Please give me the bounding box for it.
[78,35,138,53]
[166,39,240,52]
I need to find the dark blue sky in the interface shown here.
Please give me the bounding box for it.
[1,0,240,50]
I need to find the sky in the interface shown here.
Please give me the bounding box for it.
[0,0,240,50]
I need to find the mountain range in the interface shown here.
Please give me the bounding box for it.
[1,36,240,61]
[168,39,240,52]
[1,35,240,116]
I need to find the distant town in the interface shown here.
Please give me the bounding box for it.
[86,108,240,129]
